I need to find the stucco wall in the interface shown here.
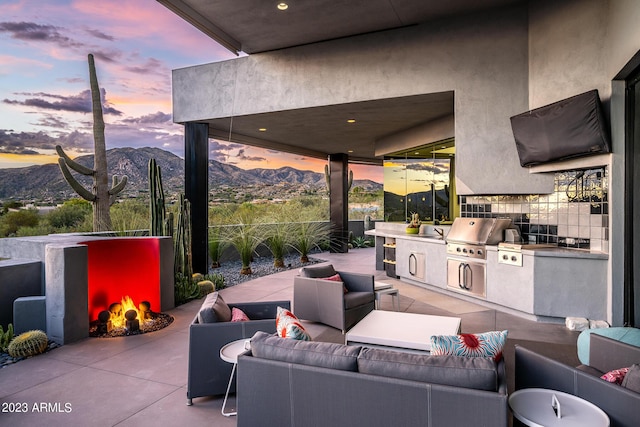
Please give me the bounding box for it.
[173,5,553,195]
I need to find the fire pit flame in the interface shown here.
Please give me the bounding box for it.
[109,296,151,329]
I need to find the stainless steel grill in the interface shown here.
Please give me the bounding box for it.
[446,218,513,260]
[445,217,512,298]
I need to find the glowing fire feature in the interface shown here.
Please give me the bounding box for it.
[90,295,174,338]
[108,296,152,329]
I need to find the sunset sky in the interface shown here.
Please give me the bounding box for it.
[0,0,382,182]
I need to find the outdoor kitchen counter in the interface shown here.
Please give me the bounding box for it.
[369,226,609,322]
[485,245,608,259]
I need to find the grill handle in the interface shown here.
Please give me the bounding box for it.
[458,262,472,290]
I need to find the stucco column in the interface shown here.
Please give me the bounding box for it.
[185,122,209,274]
[329,153,349,253]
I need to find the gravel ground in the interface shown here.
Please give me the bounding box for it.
[210,252,323,288]
[0,252,324,369]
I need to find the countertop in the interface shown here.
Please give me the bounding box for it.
[367,229,608,259]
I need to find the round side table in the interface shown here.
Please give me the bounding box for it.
[219,338,250,417]
[509,388,609,427]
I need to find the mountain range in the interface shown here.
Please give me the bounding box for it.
[0,147,382,203]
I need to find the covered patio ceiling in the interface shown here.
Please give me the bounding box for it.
[206,92,454,165]
[156,0,526,55]
[158,0,523,164]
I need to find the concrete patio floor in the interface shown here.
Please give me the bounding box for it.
[0,247,579,426]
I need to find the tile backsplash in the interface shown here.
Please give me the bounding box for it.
[460,167,608,252]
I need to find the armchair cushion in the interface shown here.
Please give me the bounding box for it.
[299,264,337,278]
[344,291,375,309]
[197,292,232,323]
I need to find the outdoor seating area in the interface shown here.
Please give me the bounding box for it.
[0,247,627,426]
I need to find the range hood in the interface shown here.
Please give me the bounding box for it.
[510,90,611,167]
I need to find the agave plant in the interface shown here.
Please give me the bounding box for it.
[291,221,330,263]
[264,222,290,268]
[208,225,229,268]
[224,214,265,275]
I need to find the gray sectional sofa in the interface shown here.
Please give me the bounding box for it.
[515,333,640,427]
[237,331,509,427]
[186,294,290,405]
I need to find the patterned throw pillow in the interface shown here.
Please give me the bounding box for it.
[601,367,630,385]
[276,307,312,341]
[231,307,250,322]
[430,330,508,361]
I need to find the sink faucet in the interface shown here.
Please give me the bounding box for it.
[434,227,444,238]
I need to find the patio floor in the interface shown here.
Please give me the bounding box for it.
[0,247,580,426]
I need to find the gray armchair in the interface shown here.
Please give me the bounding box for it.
[293,264,375,332]
[187,298,290,405]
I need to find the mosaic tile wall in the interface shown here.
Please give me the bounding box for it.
[460,167,608,251]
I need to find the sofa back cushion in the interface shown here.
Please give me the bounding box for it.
[357,348,499,391]
[249,331,361,371]
[299,264,337,278]
[197,292,232,323]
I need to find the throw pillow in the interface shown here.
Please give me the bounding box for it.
[430,330,508,361]
[212,293,232,322]
[621,364,640,393]
[601,367,630,385]
[321,273,348,293]
[196,292,232,323]
[276,307,312,341]
[231,307,250,322]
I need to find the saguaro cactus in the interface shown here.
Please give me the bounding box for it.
[56,53,127,232]
[324,164,353,196]
[149,158,172,236]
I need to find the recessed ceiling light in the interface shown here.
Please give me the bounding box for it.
[347,119,356,123]
[414,152,420,155]
[348,150,354,153]
[277,2,288,10]
[258,128,267,132]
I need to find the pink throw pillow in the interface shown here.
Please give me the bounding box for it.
[601,367,630,385]
[231,307,250,322]
[321,273,348,293]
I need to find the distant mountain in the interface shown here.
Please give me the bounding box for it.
[0,147,381,203]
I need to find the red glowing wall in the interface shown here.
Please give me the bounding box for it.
[82,238,161,322]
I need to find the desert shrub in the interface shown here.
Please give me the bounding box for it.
[0,209,39,237]
[47,199,91,229]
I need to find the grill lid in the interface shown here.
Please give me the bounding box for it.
[446,218,513,245]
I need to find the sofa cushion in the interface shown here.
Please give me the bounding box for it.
[576,364,604,377]
[299,264,337,278]
[357,348,499,391]
[276,307,312,340]
[249,331,361,371]
[622,364,640,393]
[231,307,250,322]
[344,291,375,309]
[197,292,232,323]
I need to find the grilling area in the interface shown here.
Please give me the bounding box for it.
[370,217,608,324]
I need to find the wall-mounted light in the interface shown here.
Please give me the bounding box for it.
[258,128,267,132]
[348,150,354,153]
[347,119,356,123]
[277,2,288,10]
